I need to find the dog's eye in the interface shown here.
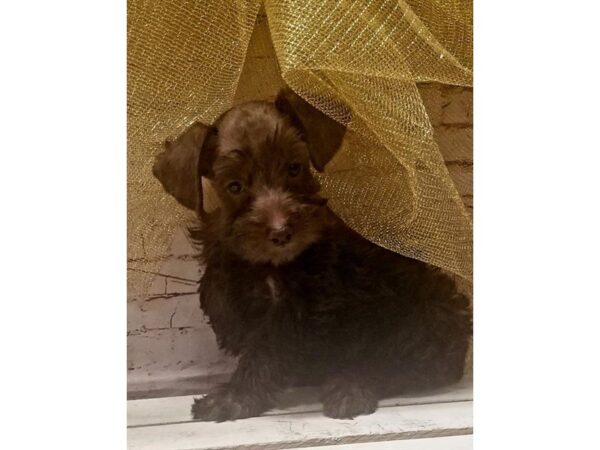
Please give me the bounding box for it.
[288,163,302,178]
[227,181,243,194]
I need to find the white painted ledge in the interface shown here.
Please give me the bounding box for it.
[127,379,472,450]
[295,435,472,450]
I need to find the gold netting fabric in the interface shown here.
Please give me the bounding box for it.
[128,0,473,297]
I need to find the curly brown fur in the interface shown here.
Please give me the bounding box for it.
[154,88,471,421]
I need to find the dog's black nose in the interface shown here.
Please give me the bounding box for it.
[269,227,292,247]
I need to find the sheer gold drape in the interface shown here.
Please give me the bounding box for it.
[128,0,473,297]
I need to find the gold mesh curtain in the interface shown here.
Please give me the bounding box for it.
[128,0,473,297]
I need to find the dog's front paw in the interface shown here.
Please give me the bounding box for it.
[191,385,267,422]
[321,382,378,419]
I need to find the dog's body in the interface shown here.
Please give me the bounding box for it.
[153,88,471,421]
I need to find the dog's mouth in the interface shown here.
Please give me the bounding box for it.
[230,196,328,266]
[261,234,318,265]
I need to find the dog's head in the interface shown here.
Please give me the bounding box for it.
[153,88,348,265]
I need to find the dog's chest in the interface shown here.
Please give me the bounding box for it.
[250,270,305,316]
[264,274,281,305]
[235,269,285,311]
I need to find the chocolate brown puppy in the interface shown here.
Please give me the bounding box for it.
[153,88,471,421]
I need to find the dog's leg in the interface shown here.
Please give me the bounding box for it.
[320,373,379,419]
[191,348,288,421]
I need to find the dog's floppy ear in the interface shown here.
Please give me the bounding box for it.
[275,87,347,172]
[152,121,218,219]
